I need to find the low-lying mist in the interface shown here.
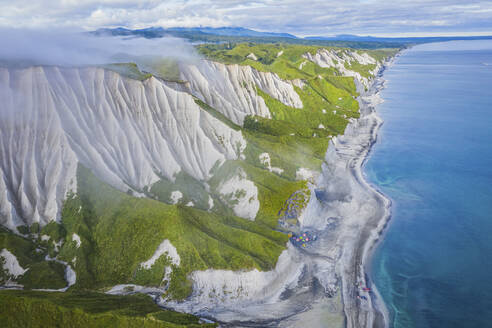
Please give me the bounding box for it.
[0,28,200,74]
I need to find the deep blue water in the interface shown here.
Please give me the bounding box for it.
[367,40,492,328]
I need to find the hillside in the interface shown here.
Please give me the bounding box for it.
[0,42,397,324]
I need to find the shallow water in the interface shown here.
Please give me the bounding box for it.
[367,40,492,328]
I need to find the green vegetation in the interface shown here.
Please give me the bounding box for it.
[196,43,366,177]
[103,58,183,82]
[194,98,241,131]
[139,57,183,82]
[0,290,215,328]
[196,43,394,81]
[103,63,152,81]
[149,171,213,211]
[344,60,376,78]
[208,160,307,229]
[0,227,67,289]
[153,30,405,49]
[43,165,287,300]
[194,42,395,230]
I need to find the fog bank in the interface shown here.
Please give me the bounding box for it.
[0,29,199,68]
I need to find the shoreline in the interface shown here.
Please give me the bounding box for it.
[144,53,401,327]
[338,56,398,328]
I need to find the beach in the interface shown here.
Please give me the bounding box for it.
[304,58,395,328]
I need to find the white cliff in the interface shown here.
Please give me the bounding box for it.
[0,248,28,278]
[0,66,245,228]
[180,60,303,125]
[303,49,379,89]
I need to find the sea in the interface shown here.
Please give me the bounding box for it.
[366,40,492,328]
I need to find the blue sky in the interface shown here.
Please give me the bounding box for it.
[1,0,491,37]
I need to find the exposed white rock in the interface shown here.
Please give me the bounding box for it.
[318,124,325,129]
[351,51,377,65]
[163,243,339,323]
[290,78,306,90]
[188,246,301,303]
[0,66,245,227]
[170,191,183,204]
[208,196,214,210]
[72,233,81,248]
[65,264,76,287]
[53,239,63,253]
[277,50,284,57]
[180,60,303,125]
[299,61,307,69]
[322,109,327,114]
[246,53,258,61]
[41,235,50,242]
[186,201,194,207]
[0,248,28,278]
[303,49,379,89]
[259,152,271,168]
[259,153,283,175]
[296,167,317,181]
[38,256,76,291]
[140,239,180,269]
[271,167,284,175]
[218,168,259,220]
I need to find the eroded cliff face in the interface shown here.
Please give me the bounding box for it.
[0,47,386,326]
[180,60,303,125]
[0,66,245,228]
[303,49,380,89]
[0,48,380,230]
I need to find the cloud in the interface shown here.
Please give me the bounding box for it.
[0,0,491,36]
[0,28,198,68]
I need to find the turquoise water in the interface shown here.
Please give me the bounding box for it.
[367,41,492,328]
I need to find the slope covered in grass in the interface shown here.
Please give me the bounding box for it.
[0,290,215,328]
[0,227,67,289]
[197,43,395,81]
[40,165,287,300]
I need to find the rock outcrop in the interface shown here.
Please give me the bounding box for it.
[0,66,245,228]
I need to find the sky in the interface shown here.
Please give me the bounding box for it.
[1,0,492,37]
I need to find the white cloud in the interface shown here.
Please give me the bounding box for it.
[0,0,491,36]
[0,28,198,67]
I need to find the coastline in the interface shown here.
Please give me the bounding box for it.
[148,53,400,328]
[337,56,397,328]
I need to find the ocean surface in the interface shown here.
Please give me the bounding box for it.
[366,40,492,328]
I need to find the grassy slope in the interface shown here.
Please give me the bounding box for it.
[0,227,67,289]
[0,290,215,328]
[197,43,396,79]
[41,165,287,300]
[197,43,367,175]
